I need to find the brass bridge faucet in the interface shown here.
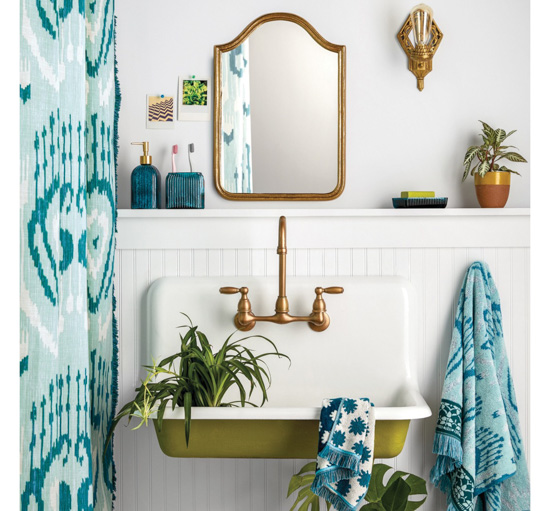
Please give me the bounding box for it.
[220,216,343,332]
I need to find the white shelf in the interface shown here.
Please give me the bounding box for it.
[118,208,530,219]
[116,208,529,250]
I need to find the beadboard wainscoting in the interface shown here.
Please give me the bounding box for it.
[113,209,529,511]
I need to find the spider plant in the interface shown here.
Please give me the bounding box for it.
[462,120,527,181]
[287,462,427,511]
[105,314,290,452]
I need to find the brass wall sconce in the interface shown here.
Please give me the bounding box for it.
[398,4,443,91]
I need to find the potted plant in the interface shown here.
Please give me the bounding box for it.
[462,120,527,208]
[104,314,290,451]
[287,461,428,510]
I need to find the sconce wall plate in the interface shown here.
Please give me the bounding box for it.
[398,15,443,91]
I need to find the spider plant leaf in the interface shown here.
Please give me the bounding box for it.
[103,402,134,456]
[156,399,168,431]
[182,326,198,348]
[223,365,248,404]
[172,386,184,409]
[158,353,179,367]
[196,331,215,360]
[226,360,255,385]
[183,391,192,445]
[251,368,269,404]
[236,333,288,355]
[179,311,194,327]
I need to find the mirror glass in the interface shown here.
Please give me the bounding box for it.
[214,14,345,200]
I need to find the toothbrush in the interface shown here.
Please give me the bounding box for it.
[188,143,194,172]
[171,144,178,173]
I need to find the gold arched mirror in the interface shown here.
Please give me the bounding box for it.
[214,13,346,201]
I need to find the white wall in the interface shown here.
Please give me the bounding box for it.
[113,210,530,511]
[115,0,530,209]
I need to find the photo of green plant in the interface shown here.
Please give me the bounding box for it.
[182,80,208,106]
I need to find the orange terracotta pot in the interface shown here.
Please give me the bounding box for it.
[474,172,511,208]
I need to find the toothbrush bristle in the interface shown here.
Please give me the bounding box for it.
[189,143,194,153]
[172,144,178,154]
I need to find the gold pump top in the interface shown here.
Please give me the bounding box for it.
[131,141,152,165]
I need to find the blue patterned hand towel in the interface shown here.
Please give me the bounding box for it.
[311,398,375,511]
[430,262,530,511]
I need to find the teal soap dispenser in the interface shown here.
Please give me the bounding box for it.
[131,141,161,209]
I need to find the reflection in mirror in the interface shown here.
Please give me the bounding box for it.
[214,13,345,200]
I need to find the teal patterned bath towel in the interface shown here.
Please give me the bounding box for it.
[430,262,530,511]
[312,398,375,511]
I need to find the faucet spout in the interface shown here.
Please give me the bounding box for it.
[220,215,343,332]
[275,216,289,313]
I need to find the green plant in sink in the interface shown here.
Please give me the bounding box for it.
[287,461,427,511]
[105,314,290,452]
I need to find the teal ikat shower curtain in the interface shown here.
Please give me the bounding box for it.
[20,0,119,509]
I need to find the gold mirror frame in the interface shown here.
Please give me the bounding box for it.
[214,12,346,201]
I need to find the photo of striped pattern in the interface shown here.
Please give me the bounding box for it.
[148,96,174,122]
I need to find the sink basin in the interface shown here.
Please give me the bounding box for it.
[147,275,431,459]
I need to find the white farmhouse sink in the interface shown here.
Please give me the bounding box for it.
[146,276,431,458]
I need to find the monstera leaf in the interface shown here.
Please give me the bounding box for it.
[287,462,427,511]
[360,464,427,511]
[287,462,330,511]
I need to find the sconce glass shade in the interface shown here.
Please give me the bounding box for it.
[410,4,433,46]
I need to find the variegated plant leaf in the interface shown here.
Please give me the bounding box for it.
[463,146,479,166]
[495,128,506,144]
[478,160,490,177]
[479,121,496,144]
[498,152,527,163]
[462,122,526,181]
[503,129,517,141]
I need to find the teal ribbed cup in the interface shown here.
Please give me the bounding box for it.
[166,172,205,209]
